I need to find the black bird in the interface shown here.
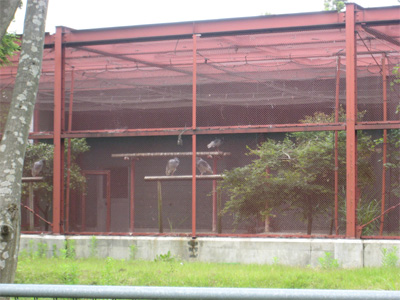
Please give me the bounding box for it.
[196,157,213,175]
[32,159,45,177]
[165,157,180,176]
[207,138,223,150]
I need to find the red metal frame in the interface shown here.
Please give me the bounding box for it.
[334,56,341,235]
[52,27,63,234]
[192,34,198,238]
[345,3,357,238]
[380,54,388,235]
[212,157,218,232]
[29,4,396,238]
[43,6,398,48]
[130,159,135,233]
[28,120,400,140]
[65,69,75,233]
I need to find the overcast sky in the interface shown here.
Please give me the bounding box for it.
[7,0,400,34]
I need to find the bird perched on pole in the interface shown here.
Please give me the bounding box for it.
[196,157,213,175]
[31,159,45,177]
[177,126,188,146]
[207,138,223,150]
[165,157,180,176]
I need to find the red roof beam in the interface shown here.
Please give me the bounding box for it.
[42,6,400,48]
[45,11,346,47]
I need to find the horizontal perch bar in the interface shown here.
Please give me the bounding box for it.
[112,152,231,158]
[145,175,224,181]
[22,177,44,182]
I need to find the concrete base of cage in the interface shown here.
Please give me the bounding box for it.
[19,234,400,268]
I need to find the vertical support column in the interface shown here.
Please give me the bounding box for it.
[345,3,358,238]
[130,159,135,232]
[157,180,163,233]
[81,188,86,232]
[212,157,218,232]
[60,45,66,234]
[28,183,34,231]
[380,54,388,235]
[192,33,198,238]
[334,56,341,235]
[65,68,74,233]
[52,27,63,234]
[33,109,40,132]
[106,171,111,233]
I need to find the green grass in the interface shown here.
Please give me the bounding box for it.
[15,256,400,290]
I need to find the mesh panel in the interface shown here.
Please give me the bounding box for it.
[34,48,56,132]
[356,24,400,122]
[359,129,400,237]
[3,18,399,237]
[196,31,343,127]
[65,39,193,130]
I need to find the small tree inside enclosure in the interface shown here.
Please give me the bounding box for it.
[21,139,89,231]
[221,110,377,235]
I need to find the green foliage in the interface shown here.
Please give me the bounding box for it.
[52,244,58,258]
[15,256,400,289]
[154,251,178,262]
[221,109,376,234]
[22,139,90,228]
[381,247,399,268]
[324,0,347,12]
[272,256,280,265]
[129,244,138,260]
[89,236,98,258]
[59,263,79,284]
[357,198,381,235]
[0,33,20,66]
[60,239,76,260]
[318,252,339,269]
[19,241,49,259]
[390,65,400,92]
[27,240,35,258]
[36,242,48,258]
[100,257,119,285]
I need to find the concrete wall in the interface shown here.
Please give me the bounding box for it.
[19,234,400,268]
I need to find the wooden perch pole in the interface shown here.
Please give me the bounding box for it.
[112,151,230,159]
[144,175,224,181]
[22,177,44,231]
[157,181,163,233]
[28,183,34,231]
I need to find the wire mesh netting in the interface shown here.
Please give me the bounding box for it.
[356,129,400,237]
[63,39,194,131]
[0,18,398,237]
[196,31,344,127]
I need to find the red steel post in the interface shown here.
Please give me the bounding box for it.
[334,56,341,235]
[52,27,63,234]
[130,159,135,232]
[65,69,74,232]
[212,157,218,232]
[59,46,66,234]
[106,171,111,232]
[380,54,388,235]
[81,189,86,232]
[345,3,358,238]
[192,34,198,238]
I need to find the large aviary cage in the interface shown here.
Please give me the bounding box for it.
[1,3,400,238]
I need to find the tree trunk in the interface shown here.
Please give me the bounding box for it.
[0,0,48,283]
[0,0,21,42]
